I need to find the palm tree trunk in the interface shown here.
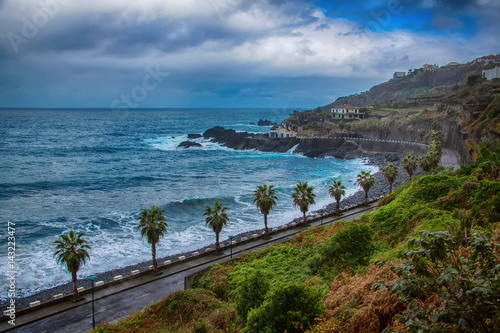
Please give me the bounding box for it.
[215,232,220,252]
[152,242,157,270]
[364,191,368,205]
[303,211,307,225]
[72,270,78,299]
[336,199,340,214]
[389,183,393,193]
[264,214,269,238]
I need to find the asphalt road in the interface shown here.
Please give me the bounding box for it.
[3,204,375,333]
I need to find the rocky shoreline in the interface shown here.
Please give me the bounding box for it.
[178,126,366,159]
[1,149,419,311]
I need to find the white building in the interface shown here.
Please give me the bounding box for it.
[483,66,500,80]
[331,104,365,119]
[269,126,297,138]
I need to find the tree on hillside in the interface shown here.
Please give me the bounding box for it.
[53,230,90,300]
[381,122,390,139]
[253,184,278,238]
[407,125,415,141]
[402,153,418,179]
[204,199,229,252]
[328,180,346,214]
[356,170,375,205]
[338,120,345,134]
[292,181,316,225]
[136,205,168,271]
[382,162,399,193]
[418,129,426,142]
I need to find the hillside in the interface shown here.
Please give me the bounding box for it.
[93,148,500,333]
[323,62,483,108]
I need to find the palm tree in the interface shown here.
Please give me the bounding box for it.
[402,153,418,179]
[356,170,375,205]
[291,181,316,225]
[382,162,399,193]
[253,184,278,238]
[53,230,90,300]
[136,205,168,271]
[407,125,415,141]
[328,180,346,214]
[418,129,426,142]
[204,199,230,252]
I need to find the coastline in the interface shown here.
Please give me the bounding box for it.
[2,151,418,311]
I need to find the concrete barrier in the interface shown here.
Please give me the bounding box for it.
[178,256,186,261]
[77,287,85,293]
[204,248,212,252]
[192,251,199,256]
[95,281,104,287]
[164,260,172,264]
[131,270,140,275]
[113,275,123,281]
[29,301,41,308]
[52,293,63,300]
[252,234,259,238]
[241,237,247,241]
[148,265,154,270]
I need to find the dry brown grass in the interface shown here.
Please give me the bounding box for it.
[307,263,404,333]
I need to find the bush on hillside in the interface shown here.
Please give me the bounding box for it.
[374,231,500,332]
[242,282,325,333]
[307,223,374,275]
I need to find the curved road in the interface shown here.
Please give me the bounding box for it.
[2,204,376,333]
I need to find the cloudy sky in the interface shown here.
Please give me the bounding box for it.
[0,0,498,109]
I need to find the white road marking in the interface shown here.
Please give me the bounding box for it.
[87,309,106,317]
[134,293,151,300]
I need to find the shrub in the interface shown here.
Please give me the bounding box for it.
[233,268,271,323]
[242,282,325,333]
[375,231,500,332]
[308,223,374,274]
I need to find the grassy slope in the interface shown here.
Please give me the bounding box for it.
[324,62,482,108]
[94,158,500,332]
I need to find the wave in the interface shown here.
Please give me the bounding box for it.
[145,135,234,152]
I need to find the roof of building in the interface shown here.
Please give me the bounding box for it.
[332,104,358,110]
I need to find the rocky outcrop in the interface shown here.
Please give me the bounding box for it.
[203,126,299,152]
[187,134,202,139]
[202,126,365,158]
[178,141,202,149]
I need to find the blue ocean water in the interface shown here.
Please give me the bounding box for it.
[0,108,376,296]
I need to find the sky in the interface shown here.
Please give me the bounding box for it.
[0,0,498,109]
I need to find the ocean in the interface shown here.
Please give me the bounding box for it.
[0,108,377,297]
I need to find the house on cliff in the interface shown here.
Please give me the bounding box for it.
[331,104,365,120]
[483,65,500,80]
[269,125,297,138]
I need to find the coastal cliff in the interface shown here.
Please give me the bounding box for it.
[180,126,425,159]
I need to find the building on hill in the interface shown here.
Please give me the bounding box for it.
[331,104,365,120]
[423,63,438,70]
[483,65,500,80]
[446,62,461,66]
[393,71,406,79]
[473,55,500,65]
[484,55,500,65]
[269,126,297,138]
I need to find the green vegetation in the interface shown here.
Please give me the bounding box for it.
[381,163,398,193]
[53,230,90,300]
[204,199,230,252]
[94,148,500,332]
[292,181,316,225]
[328,180,346,214]
[136,205,168,271]
[356,170,375,205]
[401,153,417,179]
[253,184,278,238]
